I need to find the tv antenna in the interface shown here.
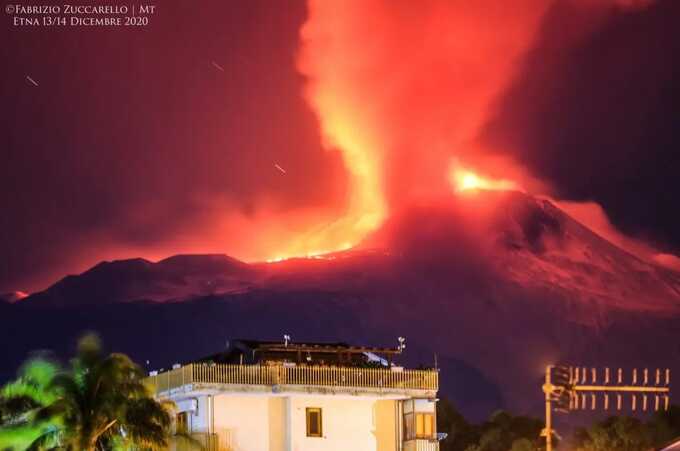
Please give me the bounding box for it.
[542,365,671,451]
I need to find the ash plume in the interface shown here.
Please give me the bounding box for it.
[297,0,677,270]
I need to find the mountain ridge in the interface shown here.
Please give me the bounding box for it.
[4,191,680,420]
[20,191,680,312]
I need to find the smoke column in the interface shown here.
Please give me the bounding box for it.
[295,0,677,269]
[298,0,551,215]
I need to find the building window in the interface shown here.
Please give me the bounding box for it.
[403,412,414,440]
[416,413,434,438]
[306,407,323,437]
[403,412,435,440]
[176,412,188,435]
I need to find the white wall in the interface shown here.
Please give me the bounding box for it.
[268,397,287,451]
[189,395,210,434]
[182,393,399,451]
[288,396,388,451]
[212,395,270,451]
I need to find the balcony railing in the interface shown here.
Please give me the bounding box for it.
[146,363,438,395]
[404,439,440,451]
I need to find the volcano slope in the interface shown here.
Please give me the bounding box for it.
[2,191,679,420]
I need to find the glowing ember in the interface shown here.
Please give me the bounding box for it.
[450,163,519,193]
[265,242,353,263]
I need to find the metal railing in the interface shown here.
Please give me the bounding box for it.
[146,363,438,395]
[404,439,440,451]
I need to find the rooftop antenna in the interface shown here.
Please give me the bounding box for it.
[397,336,407,353]
[283,334,291,347]
[542,365,671,451]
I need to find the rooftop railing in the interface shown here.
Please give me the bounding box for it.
[146,363,438,395]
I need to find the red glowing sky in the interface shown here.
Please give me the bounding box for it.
[1,0,679,292]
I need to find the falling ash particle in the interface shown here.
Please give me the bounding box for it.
[211,61,225,72]
[26,75,39,87]
[274,163,287,174]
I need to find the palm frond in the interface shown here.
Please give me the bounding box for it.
[3,333,175,451]
[0,421,57,450]
[1,358,61,413]
[24,425,62,451]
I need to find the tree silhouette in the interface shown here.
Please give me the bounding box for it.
[0,334,172,451]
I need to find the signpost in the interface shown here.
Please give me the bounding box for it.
[541,365,671,451]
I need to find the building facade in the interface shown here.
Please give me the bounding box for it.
[147,340,440,451]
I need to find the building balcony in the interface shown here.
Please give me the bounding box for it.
[146,363,438,397]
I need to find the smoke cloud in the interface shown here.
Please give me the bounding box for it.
[297,0,679,269]
[298,0,550,212]
[2,0,677,293]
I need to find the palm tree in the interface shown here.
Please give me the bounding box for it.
[0,357,61,450]
[1,334,172,451]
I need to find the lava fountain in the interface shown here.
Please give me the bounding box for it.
[449,162,520,194]
[292,0,550,258]
[273,0,678,271]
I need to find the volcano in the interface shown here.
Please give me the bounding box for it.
[3,191,680,420]
[0,291,28,303]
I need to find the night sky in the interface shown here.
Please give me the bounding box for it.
[2,0,679,293]
[481,0,680,252]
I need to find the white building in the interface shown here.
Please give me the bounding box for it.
[147,339,440,451]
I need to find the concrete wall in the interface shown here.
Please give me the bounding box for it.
[170,396,212,451]
[288,396,394,451]
[375,400,397,451]
[191,396,210,434]
[268,397,287,451]
[212,395,270,451]
[184,393,401,451]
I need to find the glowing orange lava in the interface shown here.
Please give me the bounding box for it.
[266,242,353,263]
[449,163,520,193]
